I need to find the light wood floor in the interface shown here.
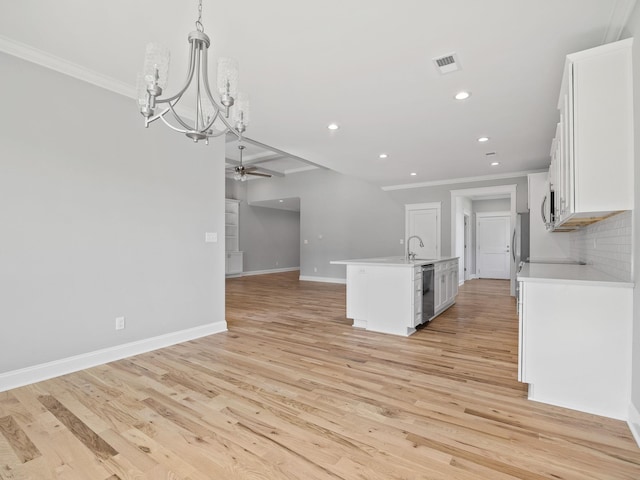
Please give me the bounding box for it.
[1,272,639,479]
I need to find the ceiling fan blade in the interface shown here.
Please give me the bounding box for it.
[247,171,272,177]
[244,166,258,172]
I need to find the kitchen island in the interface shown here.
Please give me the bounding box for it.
[330,257,459,336]
[517,262,633,419]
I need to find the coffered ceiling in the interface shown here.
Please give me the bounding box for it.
[0,0,634,187]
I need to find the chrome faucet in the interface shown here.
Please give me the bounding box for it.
[406,235,424,261]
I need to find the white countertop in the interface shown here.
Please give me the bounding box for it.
[517,262,633,288]
[331,256,458,267]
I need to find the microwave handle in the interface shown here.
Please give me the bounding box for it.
[540,195,548,227]
[511,229,516,262]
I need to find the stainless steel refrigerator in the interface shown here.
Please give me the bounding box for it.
[514,212,530,266]
[511,212,530,296]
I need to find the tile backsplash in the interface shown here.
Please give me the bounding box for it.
[569,210,632,281]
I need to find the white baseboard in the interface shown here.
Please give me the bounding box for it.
[241,267,300,277]
[0,321,227,393]
[628,403,640,448]
[299,275,346,284]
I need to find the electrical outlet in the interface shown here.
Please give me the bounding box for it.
[205,232,217,243]
[400,239,404,244]
[276,261,279,267]
[314,267,318,273]
[115,316,125,330]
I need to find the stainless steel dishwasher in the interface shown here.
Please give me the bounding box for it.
[421,264,435,322]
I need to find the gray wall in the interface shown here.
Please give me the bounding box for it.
[239,202,301,272]
[0,53,227,373]
[246,169,405,279]
[226,180,301,273]
[246,168,528,280]
[623,9,640,421]
[472,198,511,212]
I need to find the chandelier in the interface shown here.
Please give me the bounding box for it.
[137,0,249,143]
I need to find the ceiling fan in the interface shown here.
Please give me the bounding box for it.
[231,144,272,181]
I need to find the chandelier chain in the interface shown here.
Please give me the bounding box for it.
[196,0,204,32]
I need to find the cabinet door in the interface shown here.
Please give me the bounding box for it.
[450,264,459,300]
[226,252,243,274]
[572,43,632,213]
[436,270,447,311]
[559,91,574,221]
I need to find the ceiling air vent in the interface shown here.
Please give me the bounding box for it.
[432,52,461,74]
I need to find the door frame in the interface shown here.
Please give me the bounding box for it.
[405,202,442,259]
[475,211,511,280]
[463,212,471,281]
[450,184,517,295]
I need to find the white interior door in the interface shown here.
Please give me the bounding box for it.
[476,214,510,279]
[406,203,440,259]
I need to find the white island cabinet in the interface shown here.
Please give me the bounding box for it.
[331,257,458,336]
[517,263,633,420]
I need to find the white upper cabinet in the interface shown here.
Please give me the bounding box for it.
[550,38,633,229]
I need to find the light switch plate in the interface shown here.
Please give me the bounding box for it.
[205,232,218,243]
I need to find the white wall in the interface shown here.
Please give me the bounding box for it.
[0,53,227,378]
[622,8,640,430]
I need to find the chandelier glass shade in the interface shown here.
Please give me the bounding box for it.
[137,0,250,143]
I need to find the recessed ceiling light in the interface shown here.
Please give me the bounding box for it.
[454,91,471,100]
[279,199,284,203]
[477,136,490,142]
[327,123,339,130]
[379,153,388,159]
[491,162,500,166]
[410,172,417,176]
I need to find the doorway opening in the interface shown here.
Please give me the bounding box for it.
[450,185,517,295]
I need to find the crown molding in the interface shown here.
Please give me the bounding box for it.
[0,35,136,99]
[381,169,547,191]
